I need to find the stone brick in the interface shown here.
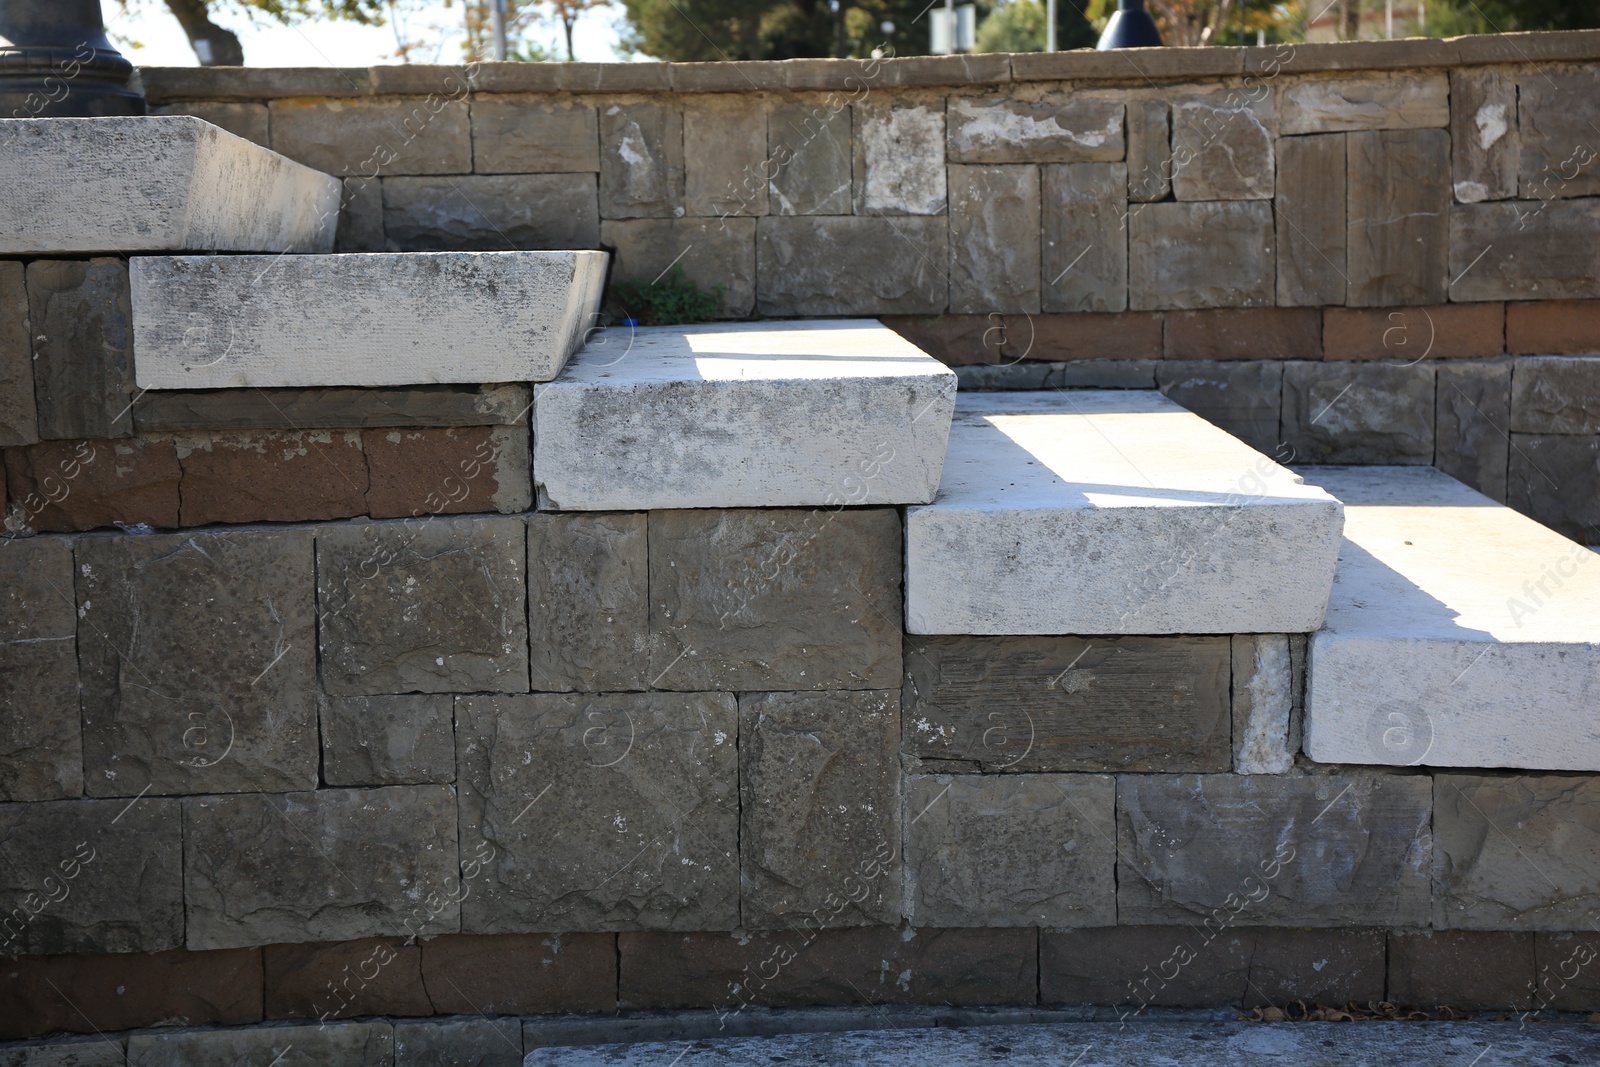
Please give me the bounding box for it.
[1280,74,1449,134]
[1129,202,1274,310]
[1533,931,1600,1013]
[1248,928,1386,1005]
[599,101,684,218]
[153,101,270,145]
[1437,361,1512,503]
[618,927,1036,1009]
[175,429,368,526]
[363,425,531,519]
[1507,433,1600,543]
[768,98,852,216]
[26,259,134,440]
[336,176,386,252]
[1275,133,1347,306]
[0,947,261,1040]
[1508,300,1600,355]
[421,932,617,1014]
[1281,361,1435,464]
[472,96,599,173]
[1126,97,1171,203]
[1323,303,1504,361]
[878,315,1004,367]
[0,261,37,447]
[1451,69,1518,203]
[127,1021,393,1067]
[741,690,901,929]
[668,60,786,93]
[1042,162,1127,314]
[0,1035,121,1065]
[383,174,600,251]
[1231,634,1293,775]
[946,93,1123,164]
[559,63,673,93]
[77,527,318,797]
[134,383,533,433]
[456,692,738,932]
[269,95,471,175]
[600,217,756,319]
[1518,68,1600,200]
[902,635,1231,773]
[0,536,78,801]
[263,937,429,1021]
[1389,931,1535,1010]
[1164,308,1320,361]
[1156,360,1284,456]
[1117,773,1432,927]
[647,507,902,691]
[3,437,181,533]
[1027,312,1165,361]
[905,773,1115,928]
[1171,92,1274,200]
[1450,200,1600,302]
[685,96,767,217]
[756,216,948,317]
[317,515,529,695]
[1511,356,1600,434]
[321,694,455,787]
[1347,128,1450,306]
[395,1018,523,1067]
[527,512,648,693]
[184,786,460,950]
[1041,925,1254,1007]
[948,165,1040,314]
[0,797,183,955]
[853,100,945,215]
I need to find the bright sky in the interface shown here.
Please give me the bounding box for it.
[105,2,632,67]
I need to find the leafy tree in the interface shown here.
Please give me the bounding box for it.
[975,0,1045,52]
[1423,0,1600,32]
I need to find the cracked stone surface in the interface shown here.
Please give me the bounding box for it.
[527,512,649,693]
[0,536,80,800]
[320,694,456,787]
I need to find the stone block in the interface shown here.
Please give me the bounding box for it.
[77,527,318,796]
[1232,635,1293,775]
[127,1022,393,1066]
[1437,360,1512,503]
[756,216,948,316]
[472,96,599,173]
[946,94,1123,164]
[1042,162,1128,314]
[740,690,901,928]
[317,515,529,696]
[320,694,456,787]
[1347,128,1450,306]
[1508,299,1600,356]
[1451,69,1518,203]
[878,315,1003,366]
[0,797,183,955]
[1041,925,1254,1007]
[0,116,339,254]
[1248,928,1386,1005]
[906,391,1343,635]
[3,437,181,534]
[184,786,459,949]
[599,101,684,218]
[263,937,429,1021]
[1450,200,1600,302]
[383,174,600,250]
[1164,307,1320,361]
[363,425,532,519]
[0,536,79,801]
[456,692,738,932]
[1129,201,1275,310]
[1028,312,1165,361]
[948,165,1041,314]
[902,635,1232,773]
[1323,303,1504,360]
[1126,97,1171,202]
[1171,92,1274,200]
[905,773,1115,928]
[1117,773,1432,927]
[768,98,852,216]
[535,321,954,511]
[396,1018,524,1067]
[1511,356,1600,434]
[1281,361,1435,463]
[153,101,270,145]
[1275,133,1347,306]
[1389,931,1535,1010]
[647,506,903,691]
[174,429,368,526]
[1508,433,1600,545]
[685,96,767,217]
[1155,359,1284,455]
[1280,73,1449,133]
[131,251,607,388]
[853,100,945,215]
[599,217,756,319]
[1518,68,1600,200]
[421,932,618,1014]
[527,512,648,693]
[336,175,386,252]
[0,261,36,447]
[1301,467,1600,769]
[269,95,470,175]
[1434,773,1600,930]
[132,383,533,433]
[26,259,134,441]
[1534,931,1600,1012]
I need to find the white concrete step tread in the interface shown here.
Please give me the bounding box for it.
[905,391,1344,635]
[0,116,339,255]
[533,319,956,510]
[1302,465,1600,770]
[524,1021,1600,1066]
[131,250,608,389]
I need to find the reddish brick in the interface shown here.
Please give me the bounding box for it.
[176,430,367,526]
[1324,303,1504,361]
[0,947,261,1040]
[422,933,615,1015]
[1249,928,1385,1005]
[362,426,528,520]
[263,938,429,1022]
[1042,926,1252,1008]
[1508,299,1600,355]
[1027,312,1164,361]
[1164,308,1322,361]
[1390,931,1534,1011]
[4,437,180,533]
[879,315,1005,367]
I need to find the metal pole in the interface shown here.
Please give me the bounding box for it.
[1047,0,1057,51]
[1386,0,1394,38]
[491,0,508,61]
[0,0,144,117]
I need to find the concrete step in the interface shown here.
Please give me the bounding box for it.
[0,116,339,254]
[130,251,608,389]
[533,320,956,510]
[905,391,1344,635]
[1302,466,1600,769]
